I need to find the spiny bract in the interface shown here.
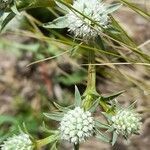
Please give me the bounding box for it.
[111,109,142,137]
[1,134,34,150]
[59,107,95,144]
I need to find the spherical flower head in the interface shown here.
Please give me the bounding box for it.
[111,109,142,137]
[1,133,34,150]
[59,107,95,144]
[66,0,109,39]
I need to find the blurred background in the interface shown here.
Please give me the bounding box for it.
[0,0,150,149]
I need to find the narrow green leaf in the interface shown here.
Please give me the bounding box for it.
[106,126,114,133]
[95,129,110,143]
[53,102,70,112]
[95,120,110,129]
[106,3,122,14]
[50,141,58,150]
[42,122,59,134]
[0,115,17,125]
[43,16,69,29]
[70,42,82,56]
[0,12,16,31]
[74,85,82,107]
[107,16,150,62]
[55,0,70,12]
[101,90,125,101]
[128,101,137,109]
[95,36,106,50]
[11,4,20,15]
[18,123,34,140]
[112,131,118,145]
[110,16,136,47]
[106,25,121,34]
[36,134,59,148]
[119,0,150,20]
[88,98,100,112]
[101,112,112,121]
[43,112,64,121]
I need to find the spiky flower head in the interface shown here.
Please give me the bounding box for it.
[66,0,120,39]
[111,109,142,138]
[59,107,95,144]
[1,133,34,150]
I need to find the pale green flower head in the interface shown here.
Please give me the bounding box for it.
[111,108,142,138]
[1,133,34,150]
[59,107,95,144]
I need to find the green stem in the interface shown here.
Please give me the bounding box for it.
[74,143,79,150]
[82,49,97,110]
[86,49,96,92]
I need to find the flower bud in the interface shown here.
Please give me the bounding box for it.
[111,109,142,137]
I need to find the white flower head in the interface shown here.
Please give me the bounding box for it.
[44,0,121,40]
[1,133,34,150]
[111,109,142,137]
[64,0,120,40]
[59,107,95,144]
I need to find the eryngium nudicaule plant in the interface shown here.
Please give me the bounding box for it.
[1,133,34,150]
[60,107,94,144]
[44,86,111,146]
[43,0,121,39]
[111,108,142,138]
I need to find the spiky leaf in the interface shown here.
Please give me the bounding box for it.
[43,16,69,29]
[106,3,122,14]
[112,131,118,145]
[74,85,82,107]
[43,112,64,121]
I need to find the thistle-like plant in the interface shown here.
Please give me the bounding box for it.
[43,86,111,149]
[0,0,145,150]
